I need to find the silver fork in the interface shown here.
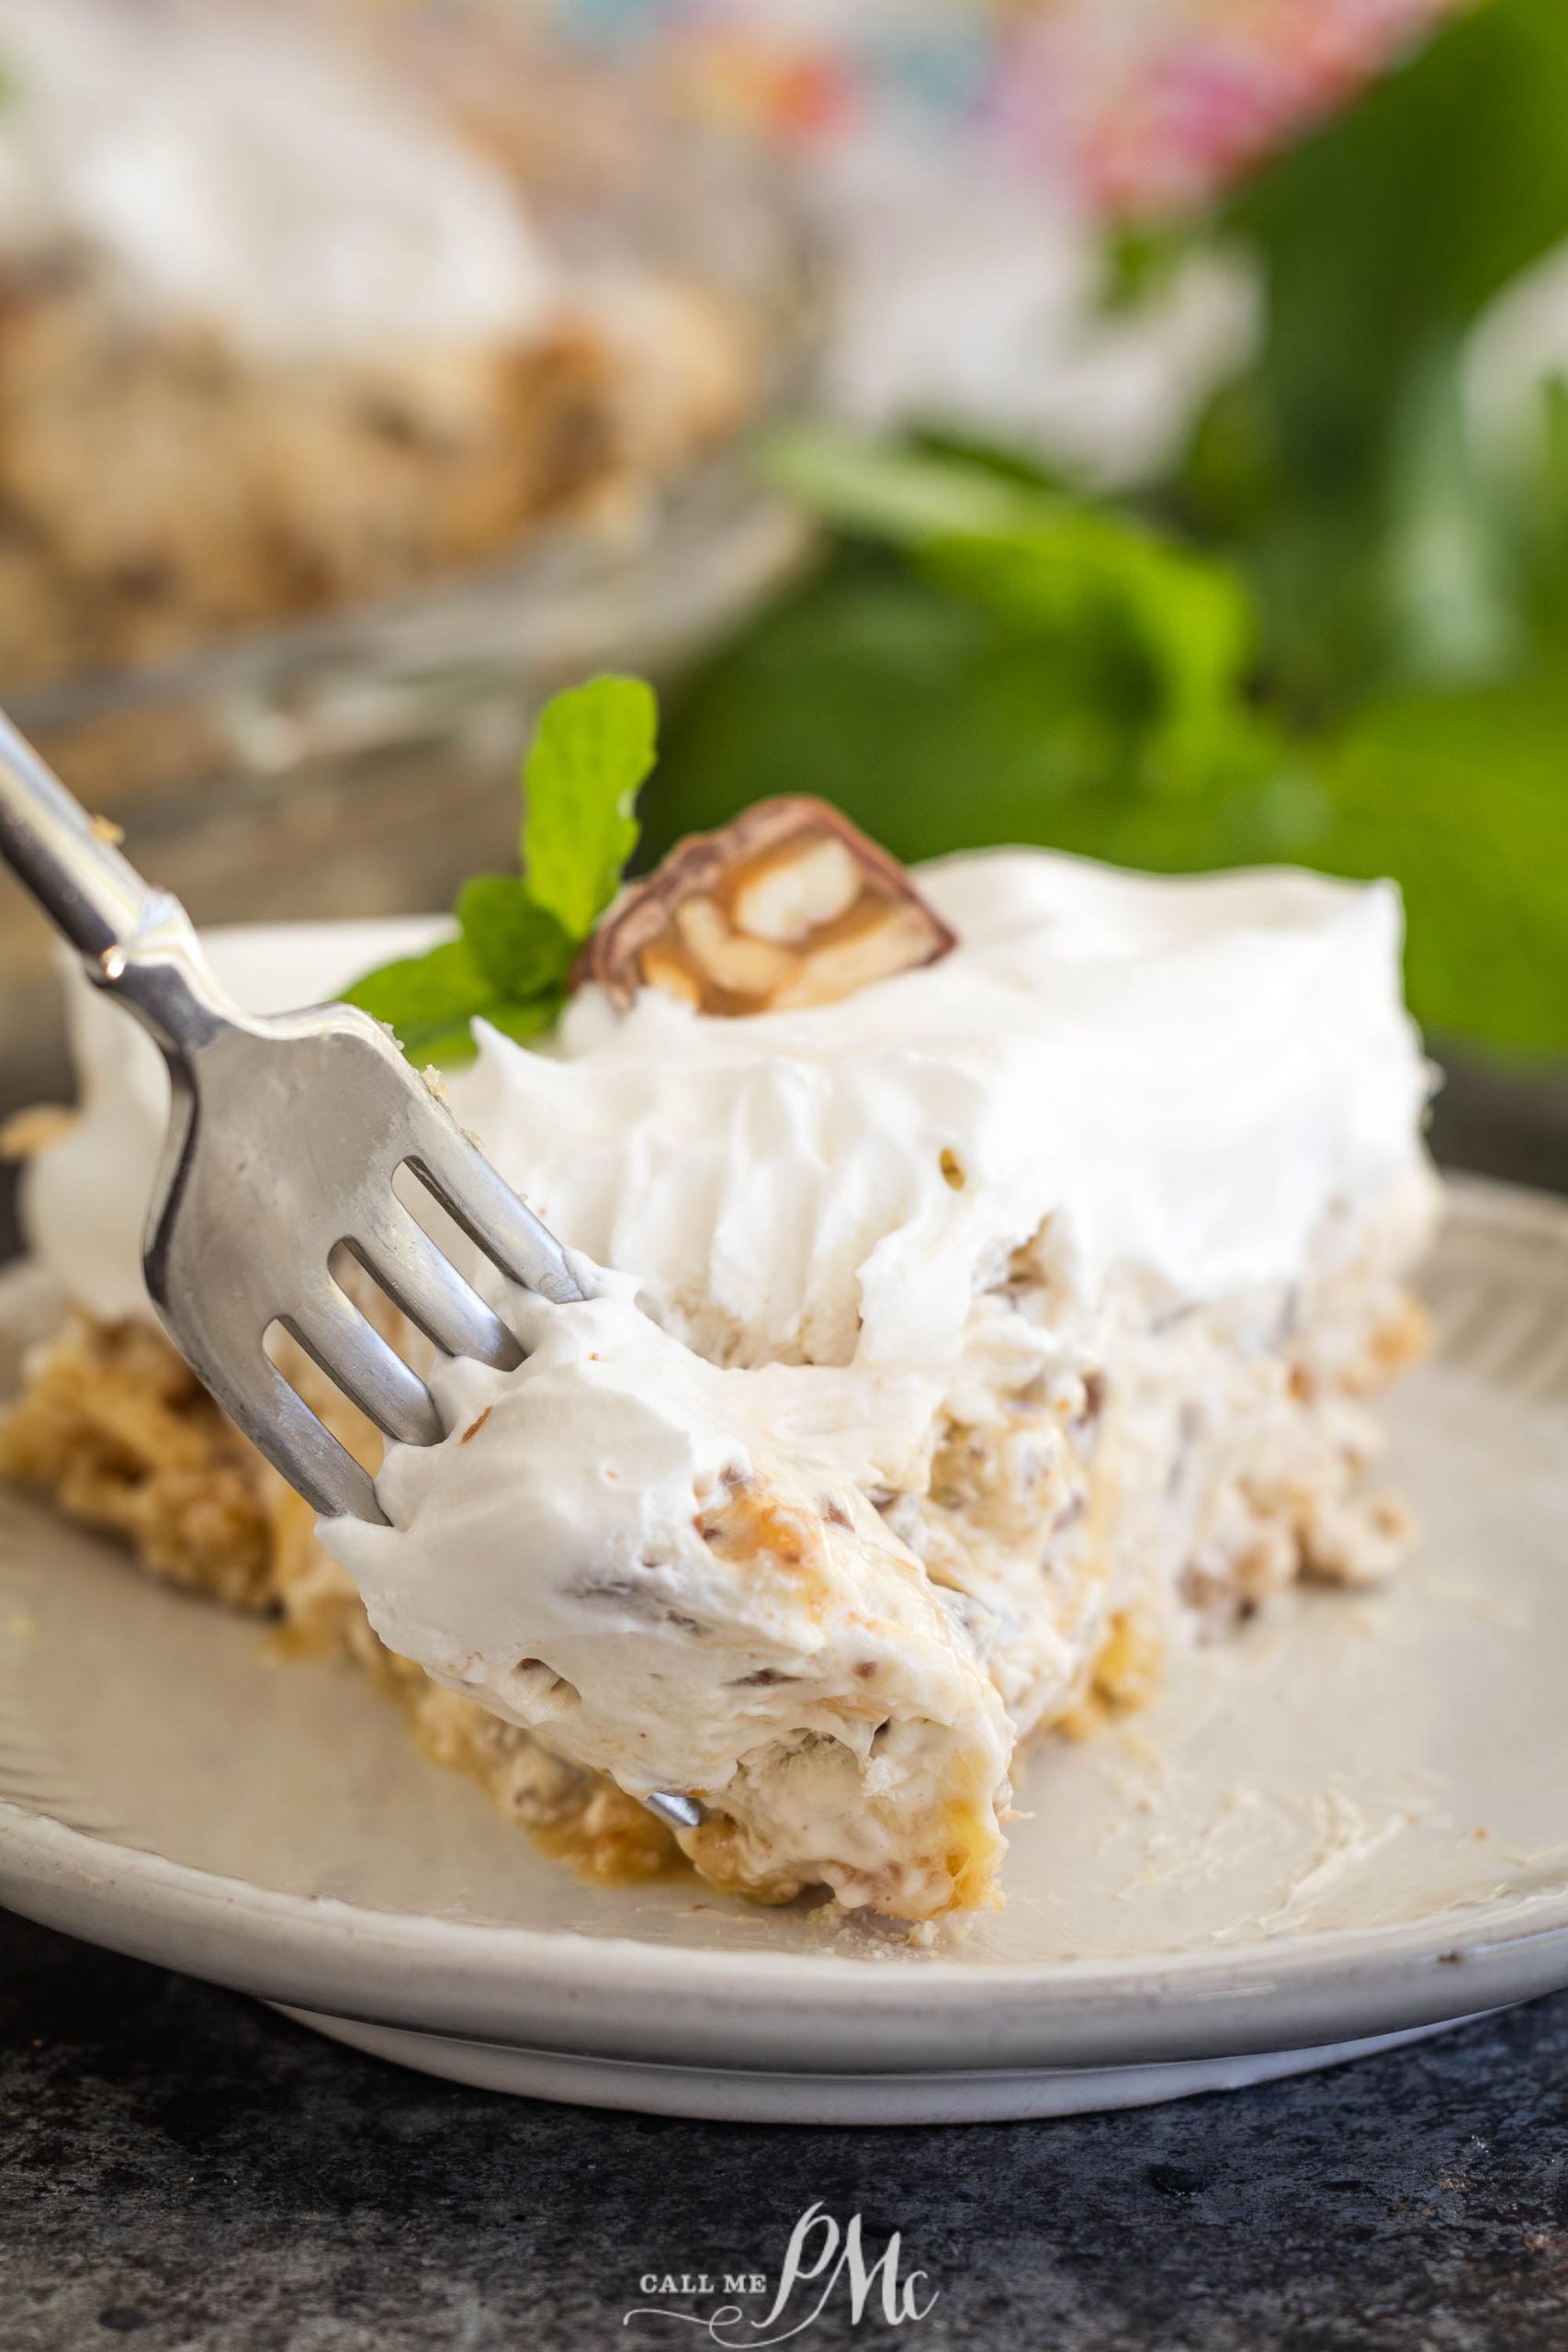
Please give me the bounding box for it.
[0,713,702,1833]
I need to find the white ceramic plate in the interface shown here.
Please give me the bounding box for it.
[3,1175,1567,2123]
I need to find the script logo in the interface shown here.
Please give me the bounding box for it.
[625,2203,939,2344]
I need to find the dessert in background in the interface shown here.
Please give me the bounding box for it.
[0,0,753,687]
[1,682,1437,1920]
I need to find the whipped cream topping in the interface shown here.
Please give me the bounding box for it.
[24,850,1430,1355]
[324,1273,1010,1915]
[463,849,1430,1373]
[0,0,557,359]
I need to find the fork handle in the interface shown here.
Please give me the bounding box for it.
[0,707,233,1055]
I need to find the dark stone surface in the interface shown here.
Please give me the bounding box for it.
[5,1910,1568,2350]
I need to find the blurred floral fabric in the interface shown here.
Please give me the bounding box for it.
[559,0,1461,217]
[989,0,1463,216]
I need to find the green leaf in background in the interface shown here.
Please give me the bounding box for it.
[656,412,1568,1057]
[920,521,1254,793]
[1224,0,1568,476]
[1380,340,1524,690]
[1517,374,1568,646]
[762,427,1057,545]
[344,676,658,1062]
[654,430,1275,861]
[759,426,1259,789]
[1177,0,1568,712]
[519,675,657,942]
[658,567,1276,863]
[1312,677,1568,1057]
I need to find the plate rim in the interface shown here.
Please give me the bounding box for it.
[6,1792,1567,2074]
[4,1170,1568,2077]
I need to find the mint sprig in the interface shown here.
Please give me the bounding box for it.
[343,674,658,1062]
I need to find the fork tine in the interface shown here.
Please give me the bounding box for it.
[343,1204,522,1371]
[282,1282,445,1449]
[224,1350,385,1523]
[403,1128,584,1304]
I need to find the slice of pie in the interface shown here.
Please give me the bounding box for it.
[1,808,1437,1921]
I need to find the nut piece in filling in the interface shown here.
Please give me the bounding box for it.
[575,797,957,1015]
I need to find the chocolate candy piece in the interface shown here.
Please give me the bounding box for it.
[577,797,956,1016]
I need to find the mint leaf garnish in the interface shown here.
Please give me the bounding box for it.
[341,938,496,1062]
[483,995,568,1047]
[519,675,657,941]
[343,675,658,1062]
[454,876,573,997]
